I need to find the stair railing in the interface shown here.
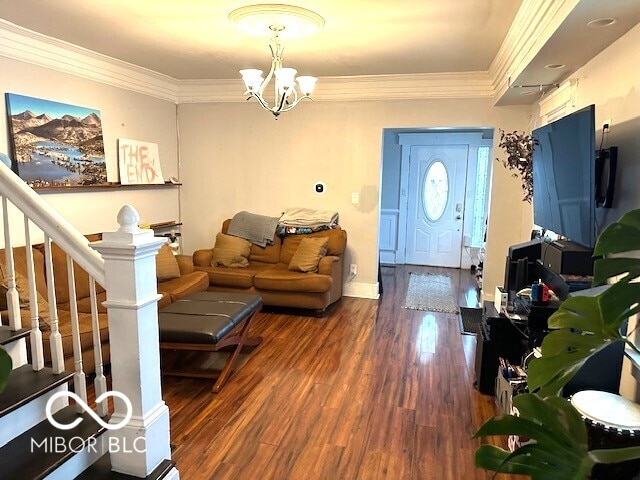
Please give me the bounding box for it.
[0,161,175,477]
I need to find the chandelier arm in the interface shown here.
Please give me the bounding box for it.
[259,61,276,98]
[273,89,289,114]
[278,93,313,113]
[288,87,299,107]
[247,91,272,112]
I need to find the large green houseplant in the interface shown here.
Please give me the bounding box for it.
[474,209,640,479]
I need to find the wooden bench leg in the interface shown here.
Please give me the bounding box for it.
[212,308,261,393]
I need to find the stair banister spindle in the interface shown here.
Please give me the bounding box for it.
[66,255,87,410]
[43,235,65,374]
[2,197,22,330]
[89,277,108,417]
[24,215,44,371]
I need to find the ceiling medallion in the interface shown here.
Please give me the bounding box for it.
[229,4,324,38]
[229,4,324,118]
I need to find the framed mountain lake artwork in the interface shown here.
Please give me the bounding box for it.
[5,93,108,189]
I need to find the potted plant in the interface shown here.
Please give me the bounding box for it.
[497,129,537,203]
[474,209,640,479]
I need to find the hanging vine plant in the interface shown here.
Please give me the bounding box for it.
[497,129,538,203]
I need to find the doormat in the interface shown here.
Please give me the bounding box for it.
[458,306,483,335]
[402,273,460,314]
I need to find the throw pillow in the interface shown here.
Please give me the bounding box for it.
[288,237,329,273]
[156,243,181,281]
[0,262,50,327]
[211,233,251,268]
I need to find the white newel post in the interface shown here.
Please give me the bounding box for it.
[92,205,177,478]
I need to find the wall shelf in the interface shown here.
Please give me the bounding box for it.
[33,181,182,193]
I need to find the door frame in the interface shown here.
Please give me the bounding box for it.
[396,132,493,266]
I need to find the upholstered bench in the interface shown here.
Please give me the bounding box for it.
[158,292,263,393]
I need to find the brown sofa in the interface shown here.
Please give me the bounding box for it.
[1,241,208,373]
[193,219,347,315]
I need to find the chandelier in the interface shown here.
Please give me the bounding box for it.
[229,4,324,118]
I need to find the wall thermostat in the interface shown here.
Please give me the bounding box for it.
[314,182,326,194]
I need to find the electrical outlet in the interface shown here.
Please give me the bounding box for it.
[351,192,359,204]
[603,118,612,132]
[349,264,357,275]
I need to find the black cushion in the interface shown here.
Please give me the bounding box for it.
[158,293,262,344]
[181,292,263,313]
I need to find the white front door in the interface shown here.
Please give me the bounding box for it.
[405,145,468,267]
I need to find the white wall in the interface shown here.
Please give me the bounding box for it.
[533,23,640,401]
[0,55,180,243]
[178,98,530,296]
[568,24,640,232]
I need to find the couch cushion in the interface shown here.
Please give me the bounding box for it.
[1,247,49,299]
[42,310,109,360]
[157,270,209,302]
[196,261,274,289]
[211,233,251,268]
[280,228,347,265]
[158,292,172,309]
[0,262,51,326]
[49,242,106,306]
[222,219,281,264]
[289,237,328,273]
[73,290,108,314]
[156,243,181,281]
[254,263,332,293]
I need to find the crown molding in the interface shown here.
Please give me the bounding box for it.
[0,19,178,102]
[1,4,578,107]
[177,71,495,103]
[489,0,580,101]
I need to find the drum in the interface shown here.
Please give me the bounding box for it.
[571,390,640,480]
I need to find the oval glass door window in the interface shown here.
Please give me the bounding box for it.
[423,161,449,221]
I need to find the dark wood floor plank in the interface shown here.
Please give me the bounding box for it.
[89,264,520,479]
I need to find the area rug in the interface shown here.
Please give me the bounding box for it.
[458,306,483,335]
[402,273,460,314]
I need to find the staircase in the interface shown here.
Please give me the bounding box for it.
[0,162,178,478]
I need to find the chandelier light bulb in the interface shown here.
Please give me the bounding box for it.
[239,69,264,91]
[296,76,317,96]
[275,67,297,93]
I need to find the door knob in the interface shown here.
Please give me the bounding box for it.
[456,215,462,220]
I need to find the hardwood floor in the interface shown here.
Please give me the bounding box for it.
[158,265,516,479]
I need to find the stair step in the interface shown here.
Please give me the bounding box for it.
[0,365,73,419]
[0,326,30,346]
[0,405,107,479]
[76,454,175,479]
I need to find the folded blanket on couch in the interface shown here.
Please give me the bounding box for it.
[227,211,280,247]
[279,208,339,227]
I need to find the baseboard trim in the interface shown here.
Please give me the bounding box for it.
[343,282,380,299]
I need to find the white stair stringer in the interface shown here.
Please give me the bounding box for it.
[0,383,69,448]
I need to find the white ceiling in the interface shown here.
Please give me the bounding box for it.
[0,0,639,105]
[0,0,521,79]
